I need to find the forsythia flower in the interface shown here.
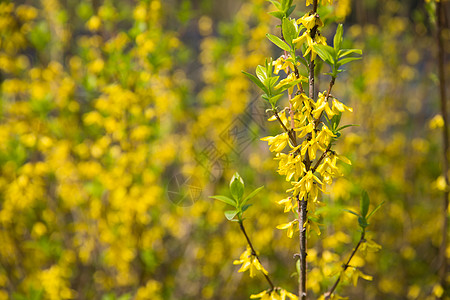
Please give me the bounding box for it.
[261,133,289,153]
[312,91,335,119]
[233,246,268,277]
[251,288,298,300]
[287,170,323,199]
[276,197,295,213]
[332,98,353,114]
[359,238,382,255]
[276,220,298,238]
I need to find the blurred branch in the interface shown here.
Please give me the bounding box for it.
[436,0,449,294]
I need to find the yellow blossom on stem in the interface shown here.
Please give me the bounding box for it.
[276,197,296,213]
[261,132,289,153]
[251,288,298,300]
[233,246,268,277]
[276,220,298,238]
[312,91,335,119]
[332,98,353,114]
[287,170,323,198]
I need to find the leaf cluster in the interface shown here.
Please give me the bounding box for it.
[210,172,264,221]
[312,24,362,78]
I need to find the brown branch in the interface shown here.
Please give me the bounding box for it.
[297,195,308,299]
[436,0,449,292]
[324,231,366,299]
[311,143,332,173]
[238,220,275,290]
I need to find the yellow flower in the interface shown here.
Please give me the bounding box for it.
[276,197,295,213]
[332,98,353,114]
[233,246,268,277]
[273,55,296,75]
[297,12,323,30]
[287,170,323,198]
[251,288,298,300]
[276,152,305,182]
[261,132,289,153]
[429,114,444,129]
[312,91,335,119]
[276,220,298,238]
[293,30,327,60]
[316,125,336,149]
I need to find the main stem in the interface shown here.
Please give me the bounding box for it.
[299,2,318,299]
[436,0,448,292]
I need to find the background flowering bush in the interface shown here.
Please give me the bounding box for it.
[0,0,448,299]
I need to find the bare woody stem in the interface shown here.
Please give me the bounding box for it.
[436,0,449,291]
[298,2,318,299]
[324,230,366,299]
[238,220,275,290]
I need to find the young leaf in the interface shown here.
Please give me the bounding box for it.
[242,71,268,94]
[360,190,370,218]
[367,201,385,220]
[282,17,297,47]
[338,56,362,67]
[224,210,238,221]
[285,4,296,17]
[230,172,245,202]
[210,195,236,207]
[241,186,264,206]
[333,24,343,51]
[256,65,268,82]
[338,49,362,57]
[336,124,359,132]
[269,11,284,19]
[312,44,336,65]
[266,33,291,51]
[343,209,360,217]
[268,0,282,10]
[241,204,252,212]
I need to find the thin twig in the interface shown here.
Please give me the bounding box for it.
[324,231,366,299]
[238,220,275,290]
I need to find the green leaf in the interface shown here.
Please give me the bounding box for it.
[338,56,362,67]
[269,11,284,19]
[336,124,359,132]
[312,44,336,65]
[266,33,291,51]
[268,0,282,10]
[343,209,360,217]
[367,201,385,220]
[285,5,296,17]
[338,49,362,57]
[230,172,245,202]
[269,93,284,106]
[282,17,297,47]
[224,210,238,220]
[242,186,264,206]
[209,195,236,207]
[256,65,268,82]
[360,191,370,218]
[242,71,268,94]
[242,204,252,212]
[333,24,343,51]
